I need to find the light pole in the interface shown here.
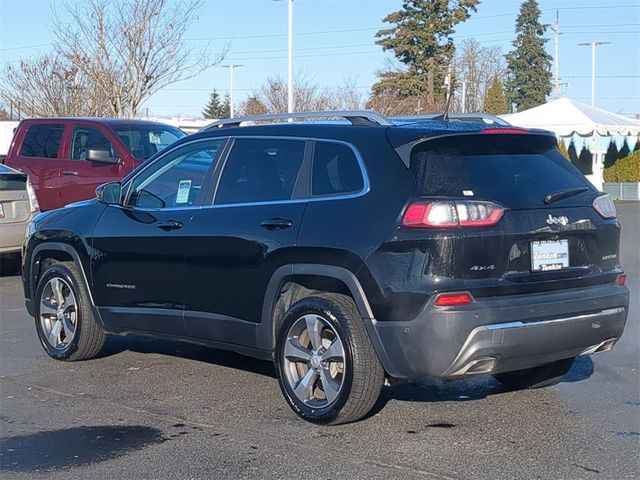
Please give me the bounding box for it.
[578,41,611,107]
[222,64,243,118]
[274,0,294,113]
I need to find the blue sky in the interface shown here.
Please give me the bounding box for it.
[0,0,638,118]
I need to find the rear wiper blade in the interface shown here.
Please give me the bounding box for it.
[544,187,589,204]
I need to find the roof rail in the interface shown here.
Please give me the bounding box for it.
[392,113,511,126]
[202,110,394,130]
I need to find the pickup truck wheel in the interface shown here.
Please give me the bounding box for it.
[34,261,106,361]
[275,293,384,425]
[493,357,575,390]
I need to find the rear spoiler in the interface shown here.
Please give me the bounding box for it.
[392,129,557,168]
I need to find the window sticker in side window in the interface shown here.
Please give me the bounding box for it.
[176,179,192,204]
[149,132,161,145]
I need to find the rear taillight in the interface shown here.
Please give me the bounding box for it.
[617,274,627,286]
[434,292,474,307]
[402,201,504,228]
[26,178,39,213]
[593,194,616,219]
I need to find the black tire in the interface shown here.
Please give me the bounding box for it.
[493,357,575,390]
[0,254,21,276]
[275,293,384,425]
[34,260,107,361]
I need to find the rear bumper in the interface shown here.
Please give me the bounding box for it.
[367,283,629,379]
[0,220,28,254]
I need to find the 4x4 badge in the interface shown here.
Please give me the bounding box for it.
[546,214,569,226]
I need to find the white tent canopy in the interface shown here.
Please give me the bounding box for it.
[502,97,640,137]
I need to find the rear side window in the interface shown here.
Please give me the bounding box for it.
[312,142,364,196]
[409,135,592,208]
[215,138,305,205]
[19,124,65,159]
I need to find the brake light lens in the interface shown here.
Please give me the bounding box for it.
[617,274,626,286]
[482,128,529,135]
[26,178,40,213]
[402,201,504,228]
[434,292,474,307]
[593,194,617,219]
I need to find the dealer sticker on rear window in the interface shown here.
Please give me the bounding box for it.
[531,239,569,271]
[176,180,192,204]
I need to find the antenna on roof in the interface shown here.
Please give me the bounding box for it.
[434,62,455,122]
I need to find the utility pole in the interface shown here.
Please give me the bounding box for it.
[274,0,294,113]
[461,81,467,113]
[222,64,243,118]
[578,41,611,107]
[551,10,560,99]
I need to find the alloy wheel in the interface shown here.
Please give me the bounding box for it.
[282,314,346,408]
[39,277,77,350]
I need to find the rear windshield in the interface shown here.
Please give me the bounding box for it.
[409,135,593,208]
[111,125,186,160]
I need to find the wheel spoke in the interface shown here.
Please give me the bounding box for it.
[319,367,341,404]
[63,295,76,312]
[62,315,76,340]
[39,300,58,317]
[284,337,312,362]
[51,278,64,306]
[48,320,63,346]
[305,315,323,351]
[293,368,318,402]
[320,338,344,362]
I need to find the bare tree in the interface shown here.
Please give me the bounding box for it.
[335,77,367,111]
[1,55,111,117]
[452,39,506,113]
[0,0,225,118]
[53,0,226,117]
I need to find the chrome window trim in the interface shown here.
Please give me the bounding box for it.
[120,135,370,213]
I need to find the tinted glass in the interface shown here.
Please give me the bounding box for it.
[410,135,592,208]
[111,125,186,160]
[19,124,64,159]
[215,138,305,205]
[127,140,224,209]
[312,142,363,196]
[71,126,114,160]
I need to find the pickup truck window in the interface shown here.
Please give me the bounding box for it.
[71,126,115,160]
[111,126,185,160]
[19,124,65,159]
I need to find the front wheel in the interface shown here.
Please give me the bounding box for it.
[275,293,384,425]
[493,357,575,390]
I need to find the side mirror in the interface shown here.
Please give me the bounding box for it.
[86,149,121,164]
[96,182,122,205]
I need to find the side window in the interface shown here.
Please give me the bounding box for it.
[19,124,65,159]
[71,126,115,160]
[215,138,305,205]
[312,142,364,196]
[126,140,225,209]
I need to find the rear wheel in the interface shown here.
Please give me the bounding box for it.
[275,293,384,425]
[34,261,106,361]
[493,357,575,390]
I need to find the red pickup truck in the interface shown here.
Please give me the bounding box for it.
[3,118,186,211]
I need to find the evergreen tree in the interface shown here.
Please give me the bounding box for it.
[483,77,509,115]
[372,0,479,111]
[505,0,552,111]
[202,89,230,119]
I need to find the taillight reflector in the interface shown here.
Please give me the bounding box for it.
[617,274,626,286]
[434,292,474,307]
[593,194,617,219]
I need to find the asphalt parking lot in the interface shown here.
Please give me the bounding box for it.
[1,202,638,480]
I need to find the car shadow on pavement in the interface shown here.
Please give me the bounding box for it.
[367,355,595,418]
[0,425,166,473]
[100,334,277,378]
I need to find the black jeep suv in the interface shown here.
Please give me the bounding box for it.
[22,111,629,424]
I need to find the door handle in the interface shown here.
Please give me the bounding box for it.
[260,218,294,230]
[157,220,183,231]
[63,170,79,176]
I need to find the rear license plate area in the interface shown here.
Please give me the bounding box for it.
[531,239,569,271]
